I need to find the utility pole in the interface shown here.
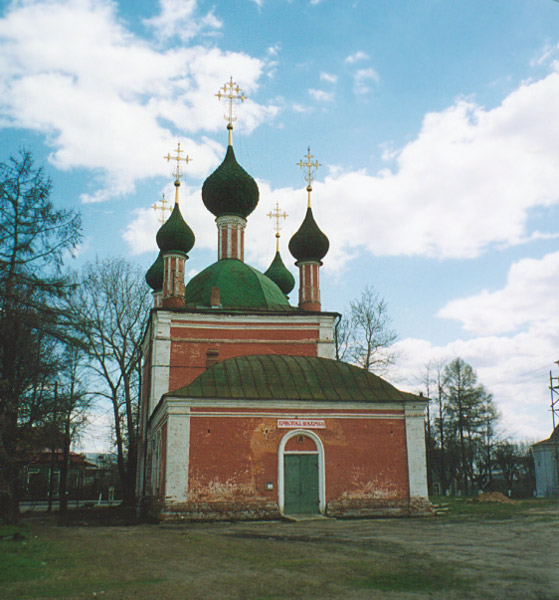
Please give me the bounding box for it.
[550,366,559,488]
[550,368,559,430]
[47,381,58,513]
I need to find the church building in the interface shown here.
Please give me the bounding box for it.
[136,79,429,521]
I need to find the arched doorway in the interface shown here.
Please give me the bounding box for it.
[278,429,325,515]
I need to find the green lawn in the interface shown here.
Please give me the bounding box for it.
[1,499,557,600]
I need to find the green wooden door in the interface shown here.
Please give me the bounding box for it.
[284,454,319,514]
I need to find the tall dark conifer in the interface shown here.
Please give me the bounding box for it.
[0,150,81,522]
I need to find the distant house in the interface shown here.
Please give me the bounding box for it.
[23,450,95,502]
[533,426,559,497]
[22,450,119,503]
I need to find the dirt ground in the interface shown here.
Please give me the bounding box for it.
[2,501,559,600]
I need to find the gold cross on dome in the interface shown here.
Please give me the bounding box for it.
[164,142,192,181]
[267,202,288,252]
[297,147,321,187]
[297,147,321,207]
[216,77,246,144]
[152,193,171,224]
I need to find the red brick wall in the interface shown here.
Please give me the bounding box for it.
[168,320,321,391]
[324,417,409,501]
[187,408,409,505]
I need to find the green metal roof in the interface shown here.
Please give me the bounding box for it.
[156,201,195,255]
[185,259,294,310]
[264,251,295,296]
[145,252,163,292]
[289,206,329,263]
[168,354,423,403]
[201,145,259,218]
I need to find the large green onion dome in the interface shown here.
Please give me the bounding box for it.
[201,146,259,218]
[264,251,295,296]
[145,252,164,292]
[156,199,195,255]
[288,207,329,263]
[185,259,291,310]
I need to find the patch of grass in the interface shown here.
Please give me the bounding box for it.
[12,576,165,599]
[1,524,164,599]
[0,525,62,585]
[344,557,467,593]
[2,510,556,600]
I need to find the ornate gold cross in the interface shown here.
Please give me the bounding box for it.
[216,77,246,144]
[152,193,171,224]
[267,202,288,252]
[297,147,321,207]
[164,142,192,182]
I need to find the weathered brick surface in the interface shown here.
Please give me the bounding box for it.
[168,319,321,391]
[327,497,433,518]
[160,501,281,522]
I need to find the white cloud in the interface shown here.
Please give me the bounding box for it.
[390,250,559,442]
[393,324,557,442]
[439,251,559,336]
[531,42,559,67]
[144,0,222,42]
[125,69,559,273]
[353,67,379,94]
[309,88,334,102]
[345,51,369,64]
[0,0,277,202]
[320,72,337,84]
[309,71,559,267]
[292,102,313,113]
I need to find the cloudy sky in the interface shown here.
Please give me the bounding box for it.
[1,0,558,450]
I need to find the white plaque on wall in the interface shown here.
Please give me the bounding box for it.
[277,419,326,429]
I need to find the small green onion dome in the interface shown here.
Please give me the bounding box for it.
[201,146,259,218]
[145,252,164,292]
[156,200,195,255]
[264,251,295,296]
[288,207,329,263]
[185,259,291,310]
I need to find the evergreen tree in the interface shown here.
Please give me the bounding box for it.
[0,150,81,522]
[442,358,497,495]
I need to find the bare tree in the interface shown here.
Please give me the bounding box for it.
[335,285,398,375]
[421,359,456,495]
[55,346,91,513]
[334,315,352,361]
[66,257,150,505]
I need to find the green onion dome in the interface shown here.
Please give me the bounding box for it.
[201,145,259,218]
[185,259,291,310]
[156,200,195,255]
[288,207,329,263]
[145,252,164,292]
[264,251,295,296]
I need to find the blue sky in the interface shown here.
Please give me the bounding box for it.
[1,0,558,449]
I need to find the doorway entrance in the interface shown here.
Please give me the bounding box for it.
[284,453,319,514]
[278,430,324,515]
